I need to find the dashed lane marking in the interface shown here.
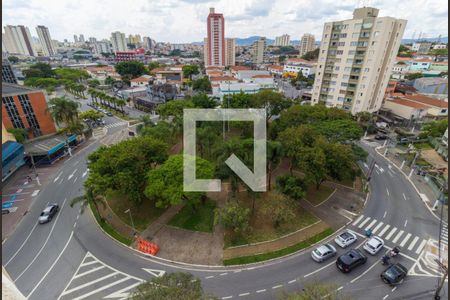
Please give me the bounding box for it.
[238,293,250,297]
[256,289,266,293]
[272,285,283,289]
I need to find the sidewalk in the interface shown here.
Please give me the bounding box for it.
[376,145,448,223]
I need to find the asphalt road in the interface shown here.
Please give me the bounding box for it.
[2,130,447,299]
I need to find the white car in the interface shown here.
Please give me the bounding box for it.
[335,230,357,248]
[363,236,384,255]
[311,243,337,262]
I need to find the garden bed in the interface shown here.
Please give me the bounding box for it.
[168,200,216,233]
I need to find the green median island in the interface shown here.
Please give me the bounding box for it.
[168,199,216,233]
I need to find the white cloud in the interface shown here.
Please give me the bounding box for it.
[2,0,447,43]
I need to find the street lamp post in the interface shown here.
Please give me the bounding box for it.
[124,208,135,236]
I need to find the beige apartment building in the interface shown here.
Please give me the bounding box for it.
[225,38,236,67]
[299,33,316,56]
[275,34,291,46]
[252,37,266,65]
[311,7,407,114]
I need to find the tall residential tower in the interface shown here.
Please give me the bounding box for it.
[311,7,407,114]
[36,25,55,56]
[299,33,316,56]
[110,31,127,53]
[3,25,35,56]
[206,7,225,67]
[225,38,236,67]
[275,34,291,46]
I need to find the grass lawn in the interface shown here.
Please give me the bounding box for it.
[225,192,319,248]
[168,200,216,233]
[223,228,334,265]
[413,142,433,150]
[106,191,166,232]
[331,178,355,188]
[305,184,336,206]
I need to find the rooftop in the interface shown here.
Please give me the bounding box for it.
[2,83,40,96]
[387,98,430,109]
[252,75,273,78]
[415,77,448,85]
[230,66,252,71]
[286,58,316,65]
[403,94,448,108]
[210,76,238,82]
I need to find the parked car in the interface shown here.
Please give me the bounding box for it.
[336,249,367,273]
[311,243,337,262]
[38,204,59,224]
[335,230,357,248]
[380,263,408,285]
[363,236,385,255]
[106,112,113,117]
[375,134,388,140]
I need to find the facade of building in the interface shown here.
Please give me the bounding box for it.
[218,82,262,101]
[283,58,317,77]
[92,41,112,55]
[312,7,407,114]
[73,35,78,43]
[433,44,448,50]
[2,83,56,139]
[274,34,291,46]
[252,37,266,65]
[413,77,448,94]
[130,75,152,87]
[143,37,155,50]
[383,93,448,120]
[299,33,316,56]
[110,31,127,53]
[2,60,18,84]
[36,25,55,56]
[79,34,85,43]
[3,25,36,56]
[114,48,145,62]
[412,42,432,54]
[206,8,225,67]
[225,38,236,67]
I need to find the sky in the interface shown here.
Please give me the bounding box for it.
[2,0,448,43]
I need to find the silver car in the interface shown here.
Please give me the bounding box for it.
[38,204,59,224]
[335,230,358,248]
[311,243,337,262]
[363,236,384,255]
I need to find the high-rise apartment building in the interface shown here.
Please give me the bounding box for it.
[79,34,85,43]
[110,31,127,53]
[143,37,155,50]
[206,7,225,66]
[89,37,97,43]
[299,34,316,56]
[312,7,407,114]
[36,25,55,56]
[203,37,209,65]
[252,37,266,65]
[73,34,78,43]
[3,25,36,56]
[274,34,290,46]
[225,38,236,67]
[92,41,112,55]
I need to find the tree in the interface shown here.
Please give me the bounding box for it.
[79,110,104,122]
[115,61,147,79]
[191,93,217,108]
[47,96,80,127]
[222,92,253,108]
[298,145,327,190]
[104,76,115,86]
[312,119,363,143]
[88,79,101,88]
[267,140,283,190]
[7,56,19,64]
[429,48,448,60]
[260,192,297,228]
[276,175,306,200]
[145,155,215,209]
[214,201,250,234]
[319,140,356,183]
[86,136,168,205]
[405,73,424,80]
[301,48,320,61]
[156,99,194,133]
[420,119,448,138]
[182,65,200,80]
[192,77,212,92]
[7,128,28,143]
[23,62,55,78]
[148,62,161,71]
[139,121,173,142]
[251,89,292,125]
[130,272,216,300]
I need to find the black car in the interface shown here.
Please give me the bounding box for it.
[375,134,388,140]
[336,249,367,273]
[106,112,113,117]
[380,263,408,285]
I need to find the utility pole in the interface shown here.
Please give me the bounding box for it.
[434,259,448,300]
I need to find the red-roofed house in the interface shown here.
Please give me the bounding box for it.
[267,65,284,76]
[383,93,448,120]
[210,76,239,96]
[130,75,153,87]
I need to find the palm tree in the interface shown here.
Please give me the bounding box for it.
[47,96,80,127]
[79,85,86,98]
[116,98,127,114]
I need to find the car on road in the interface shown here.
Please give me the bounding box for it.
[335,230,357,248]
[38,204,59,224]
[363,236,384,255]
[106,112,113,117]
[311,243,337,262]
[380,263,408,285]
[336,249,367,273]
[375,134,388,140]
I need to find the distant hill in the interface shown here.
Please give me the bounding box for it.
[401,37,448,44]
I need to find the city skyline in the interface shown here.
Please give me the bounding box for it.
[2,0,448,43]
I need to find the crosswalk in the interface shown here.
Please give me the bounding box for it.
[352,215,428,255]
[92,127,106,139]
[105,122,128,129]
[441,223,448,245]
[58,252,144,300]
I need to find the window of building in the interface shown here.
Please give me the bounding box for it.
[338,97,345,102]
[344,67,351,72]
[346,58,354,64]
[2,96,25,129]
[340,33,347,38]
[331,41,337,46]
[330,81,337,85]
[338,42,345,46]
[364,68,370,72]
[17,94,42,137]
[341,82,348,87]
[354,23,362,29]
[336,50,344,55]
[371,41,376,46]
[335,66,340,71]
[348,50,356,55]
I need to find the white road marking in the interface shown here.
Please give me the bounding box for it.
[365,219,378,230]
[68,168,78,180]
[383,211,387,219]
[73,266,105,279]
[383,295,389,300]
[72,277,132,300]
[73,176,78,183]
[222,296,233,299]
[404,220,408,227]
[220,273,228,276]
[400,233,412,247]
[375,170,380,175]
[304,260,335,277]
[352,215,364,226]
[16,188,23,193]
[391,286,397,292]
[386,188,390,197]
[80,260,99,267]
[205,275,214,279]
[103,281,142,299]
[403,193,407,200]
[54,171,63,182]
[14,198,68,282]
[415,240,427,254]
[392,230,404,243]
[337,286,343,291]
[82,170,88,178]
[31,190,40,197]
[372,222,384,234]
[256,289,266,293]
[272,285,283,289]
[27,231,74,298]
[239,292,250,297]
[385,227,398,240]
[363,162,368,169]
[358,217,371,228]
[350,259,380,283]
[288,279,297,284]
[4,222,39,266]
[408,236,420,251]
[142,268,166,277]
[60,272,119,296]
